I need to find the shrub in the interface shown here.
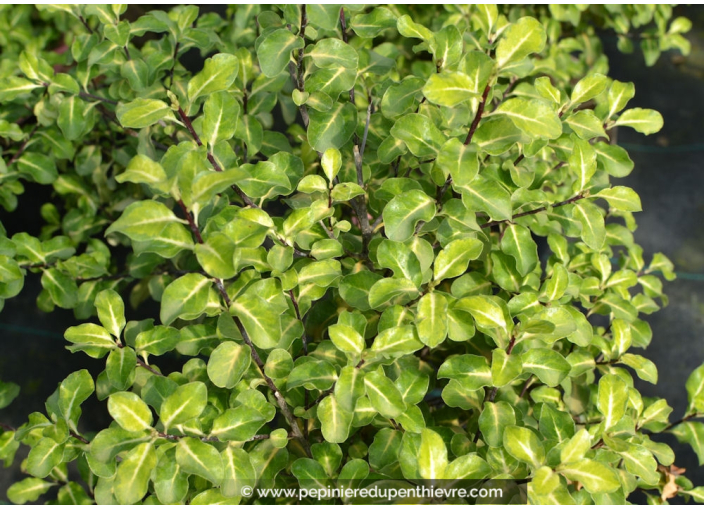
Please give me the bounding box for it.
[0,3,702,505]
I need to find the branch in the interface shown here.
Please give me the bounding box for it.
[437,84,492,205]
[175,107,257,208]
[479,190,585,230]
[78,15,94,34]
[289,5,309,128]
[136,358,163,377]
[78,91,118,105]
[174,194,311,456]
[70,430,90,444]
[7,125,38,167]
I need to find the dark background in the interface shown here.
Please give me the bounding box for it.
[2,4,704,503]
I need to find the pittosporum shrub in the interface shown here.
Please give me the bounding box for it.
[0,3,701,505]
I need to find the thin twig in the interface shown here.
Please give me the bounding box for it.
[479,191,585,230]
[78,15,94,34]
[437,84,492,205]
[136,359,163,377]
[7,125,38,167]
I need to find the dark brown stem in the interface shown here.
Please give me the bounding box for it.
[70,431,90,444]
[305,387,334,411]
[78,15,94,34]
[168,41,180,89]
[177,199,203,243]
[137,359,163,377]
[79,91,118,105]
[171,193,311,456]
[7,125,38,167]
[0,422,16,432]
[339,7,354,104]
[519,376,535,398]
[288,290,308,356]
[176,107,257,208]
[464,84,491,146]
[437,84,492,205]
[480,190,585,230]
[123,46,131,60]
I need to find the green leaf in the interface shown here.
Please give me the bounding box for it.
[17,152,58,184]
[59,369,94,431]
[106,200,181,242]
[570,73,608,105]
[116,98,172,129]
[438,354,492,390]
[287,360,337,391]
[597,374,628,431]
[114,443,157,504]
[434,238,483,282]
[134,326,180,356]
[572,201,605,250]
[160,273,213,326]
[64,323,116,358]
[211,407,266,441]
[41,268,78,308]
[390,113,446,158]
[500,224,538,276]
[371,325,424,358]
[455,295,512,347]
[558,459,621,494]
[57,96,87,141]
[491,348,523,387]
[415,293,448,348]
[207,341,251,388]
[435,138,479,187]
[0,380,20,410]
[613,108,663,135]
[106,347,136,390]
[95,289,125,339]
[422,72,479,107]
[539,404,575,442]
[307,102,357,152]
[26,437,63,478]
[479,401,516,448]
[671,422,704,465]
[221,446,256,498]
[503,425,545,468]
[382,190,436,242]
[202,91,240,148]
[380,77,424,119]
[607,80,635,119]
[187,53,239,102]
[493,98,562,139]
[350,7,397,38]
[418,428,448,479]
[569,135,596,191]
[7,478,55,505]
[265,348,294,379]
[377,240,422,288]
[329,324,365,355]
[364,371,407,419]
[595,186,642,212]
[107,391,153,432]
[520,348,570,387]
[160,381,207,429]
[334,366,366,412]
[619,353,657,384]
[368,278,419,309]
[154,447,188,504]
[308,38,358,69]
[459,175,512,221]
[257,28,304,78]
[231,294,281,349]
[396,15,433,41]
[318,395,354,443]
[495,16,546,68]
[175,437,224,485]
[686,363,704,412]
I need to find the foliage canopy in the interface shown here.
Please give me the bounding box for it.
[0,3,702,505]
